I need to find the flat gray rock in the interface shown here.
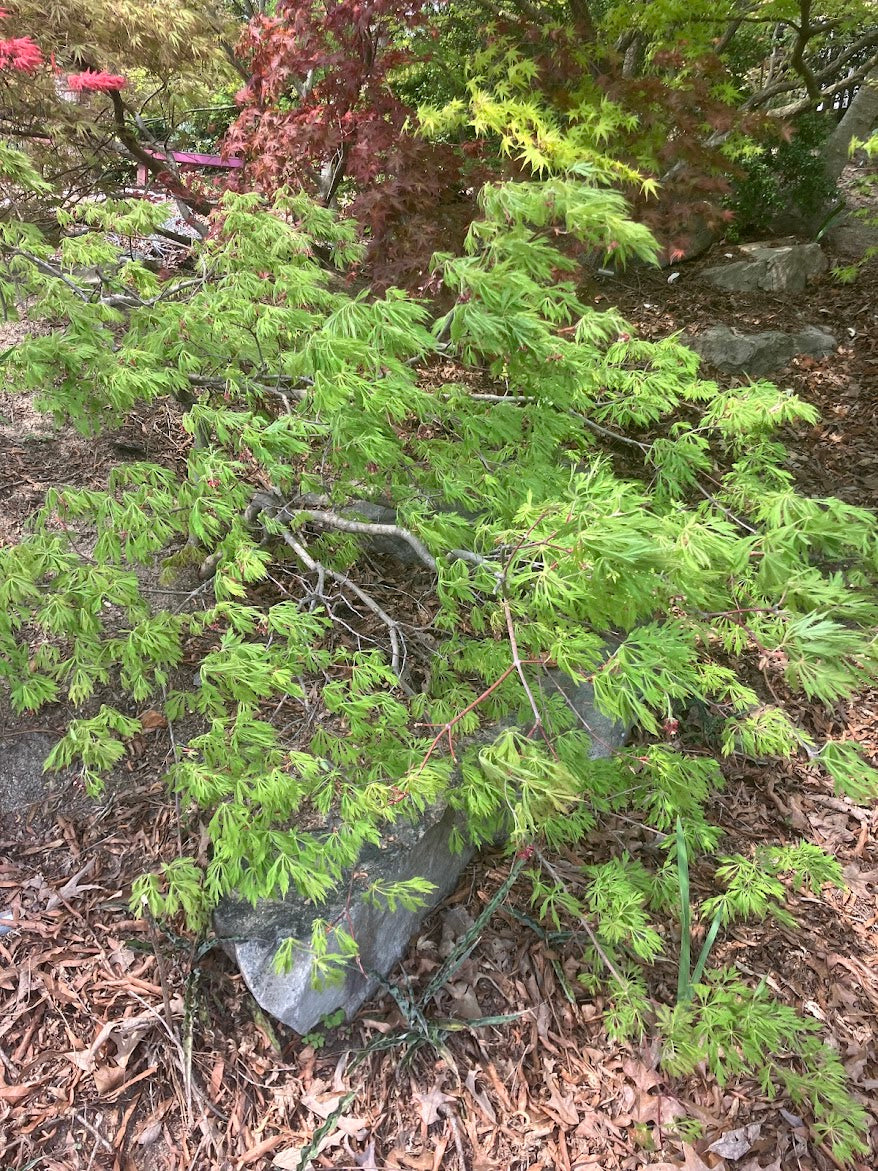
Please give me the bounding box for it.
[702,243,827,294]
[0,732,57,816]
[690,324,837,376]
[214,675,627,1034]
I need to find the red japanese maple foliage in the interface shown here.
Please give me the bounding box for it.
[0,11,127,94]
[67,70,127,92]
[0,9,43,73]
[226,0,477,288]
[0,33,42,71]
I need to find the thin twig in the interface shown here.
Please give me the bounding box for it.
[143,905,176,1034]
[501,596,543,734]
[694,480,759,535]
[413,652,550,777]
[71,1112,113,1152]
[535,849,628,988]
[542,669,624,759]
[443,1108,468,1171]
[469,391,534,403]
[278,528,414,694]
[579,414,649,450]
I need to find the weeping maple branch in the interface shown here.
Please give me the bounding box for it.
[277,526,413,690]
[108,89,211,236]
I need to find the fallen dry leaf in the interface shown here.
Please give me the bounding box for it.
[300,1089,347,1119]
[357,1138,379,1171]
[543,1068,579,1127]
[93,1064,128,1095]
[683,1144,722,1171]
[414,1081,455,1127]
[45,859,100,911]
[708,1122,761,1160]
[647,1144,724,1171]
[240,1133,286,1164]
[69,1000,180,1085]
[622,1056,662,1093]
[138,709,168,731]
[464,1068,497,1124]
[632,1089,689,1127]
[135,1121,163,1147]
[272,1148,308,1170]
[0,1083,35,1104]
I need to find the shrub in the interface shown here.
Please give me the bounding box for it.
[1,152,875,1159]
[725,114,839,238]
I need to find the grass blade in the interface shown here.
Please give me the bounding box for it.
[675,817,692,1004]
[690,908,723,988]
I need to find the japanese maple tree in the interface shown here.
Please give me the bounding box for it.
[226,0,475,286]
[0,0,237,220]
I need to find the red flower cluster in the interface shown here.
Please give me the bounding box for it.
[0,35,44,73]
[67,70,126,93]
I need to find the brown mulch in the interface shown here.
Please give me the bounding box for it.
[1,200,878,1171]
[591,229,878,509]
[0,339,188,549]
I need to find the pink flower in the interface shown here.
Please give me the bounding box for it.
[67,70,126,93]
[0,35,44,73]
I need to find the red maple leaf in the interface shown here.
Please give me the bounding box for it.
[0,35,43,72]
[67,70,127,92]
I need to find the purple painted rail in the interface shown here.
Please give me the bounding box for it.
[136,150,242,186]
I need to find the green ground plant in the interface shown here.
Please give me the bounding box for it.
[831,135,878,283]
[1,144,876,1159]
[723,114,839,239]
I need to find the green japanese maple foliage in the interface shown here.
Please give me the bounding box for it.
[1,149,875,1158]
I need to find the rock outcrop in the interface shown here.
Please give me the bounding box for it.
[690,324,837,376]
[214,673,627,1034]
[702,243,827,294]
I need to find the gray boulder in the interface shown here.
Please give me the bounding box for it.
[213,674,627,1034]
[702,243,827,294]
[214,802,476,1034]
[690,325,837,376]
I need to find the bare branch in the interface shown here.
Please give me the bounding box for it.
[277,527,413,692]
[502,596,543,734]
[4,249,91,300]
[278,506,439,573]
[789,0,821,104]
[744,30,878,112]
[764,50,878,119]
[107,90,211,237]
[715,17,745,55]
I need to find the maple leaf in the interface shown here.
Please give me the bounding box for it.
[414,1081,455,1126]
[0,34,43,72]
[67,70,127,92]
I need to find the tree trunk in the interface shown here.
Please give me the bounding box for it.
[821,68,878,186]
